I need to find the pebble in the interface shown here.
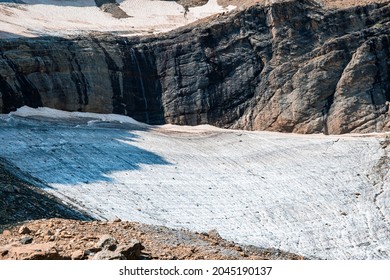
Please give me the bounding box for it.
[2,230,11,237]
[71,250,85,260]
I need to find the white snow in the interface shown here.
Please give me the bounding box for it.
[1,107,390,259]
[0,0,236,38]
[10,106,146,126]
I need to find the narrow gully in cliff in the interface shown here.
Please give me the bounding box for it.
[0,53,43,111]
[130,48,150,124]
[66,43,90,110]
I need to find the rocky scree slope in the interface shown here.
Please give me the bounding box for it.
[0,159,92,232]
[0,218,304,260]
[0,0,389,134]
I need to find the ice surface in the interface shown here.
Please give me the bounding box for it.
[1,107,390,259]
[10,106,146,125]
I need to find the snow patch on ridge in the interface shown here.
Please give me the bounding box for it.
[1,108,390,259]
[9,106,146,126]
[0,0,236,38]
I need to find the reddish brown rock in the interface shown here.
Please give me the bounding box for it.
[0,242,63,260]
[0,218,304,260]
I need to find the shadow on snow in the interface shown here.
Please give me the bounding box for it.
[0,116,171,186]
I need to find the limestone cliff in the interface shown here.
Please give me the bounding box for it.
[0,0,389,133]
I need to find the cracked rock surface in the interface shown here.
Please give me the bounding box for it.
[0,0,389,134]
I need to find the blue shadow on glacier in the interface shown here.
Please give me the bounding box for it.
[1,117,171,186]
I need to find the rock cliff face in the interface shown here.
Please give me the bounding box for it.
[0,0,389,133]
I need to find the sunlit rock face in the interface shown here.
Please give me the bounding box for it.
[0,0,389,133]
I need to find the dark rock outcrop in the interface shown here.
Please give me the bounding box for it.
[94,0,130,19]
[0,0,389,134]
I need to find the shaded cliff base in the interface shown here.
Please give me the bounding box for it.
[0,160,92,233]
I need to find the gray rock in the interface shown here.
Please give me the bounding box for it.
[20,236,33,244]
[207,229,222,240]
[84,247,102,254]
[92,250,125,260]
[95,234,118,251]
[116,239,144,260]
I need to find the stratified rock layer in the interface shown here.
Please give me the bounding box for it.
[0,0,389,134]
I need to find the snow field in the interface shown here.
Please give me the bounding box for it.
[0,0,236,37]
[0,107,390,259]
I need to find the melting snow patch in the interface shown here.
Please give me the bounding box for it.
[0,0,237,37]
[10,106,145,126]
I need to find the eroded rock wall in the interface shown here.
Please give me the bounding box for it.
[0,0,389,133]
[0,37,164,124]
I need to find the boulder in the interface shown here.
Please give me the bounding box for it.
[19,236,33,245]
[116,239,144,260]
[0,242,64,260]
[95,234,118,251]
[18,225,31,235]
[93,250,125,260]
